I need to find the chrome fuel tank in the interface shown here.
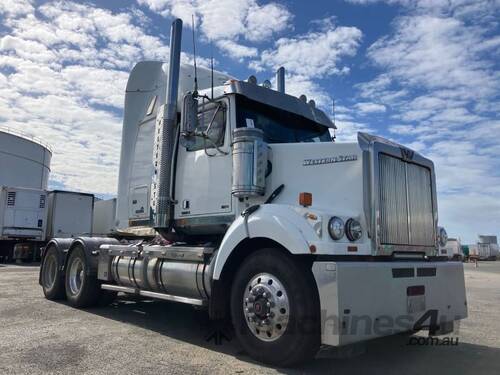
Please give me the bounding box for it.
[110,255,211,300]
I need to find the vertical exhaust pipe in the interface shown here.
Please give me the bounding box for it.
[165,18,183,125]
[153,18,183,231]
[276,67,285,93]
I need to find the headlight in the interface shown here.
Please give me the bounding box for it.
[345,218,362,241]
[438,227,448,247]
[328,216,344,240]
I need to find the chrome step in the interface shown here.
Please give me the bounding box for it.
[101,284,207,307]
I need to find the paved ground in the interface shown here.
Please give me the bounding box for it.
[0,261,499,374]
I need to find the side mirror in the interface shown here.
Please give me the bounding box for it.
[181,92,198,136]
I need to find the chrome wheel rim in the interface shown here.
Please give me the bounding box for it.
[243,272,290,342]
[42,254,57,289]
[68,257,84,295]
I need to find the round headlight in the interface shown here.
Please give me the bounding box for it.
[328,216,344,240]
[438,227,448,247]
[345,218,362,241]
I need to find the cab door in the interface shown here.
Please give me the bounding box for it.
[174,97,233,231]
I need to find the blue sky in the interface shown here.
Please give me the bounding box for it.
[0,0,499,243]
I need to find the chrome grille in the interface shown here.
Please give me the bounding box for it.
[379,154,434,247]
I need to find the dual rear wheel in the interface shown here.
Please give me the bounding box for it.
[41,245,115,307]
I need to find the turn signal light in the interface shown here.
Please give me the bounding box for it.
[299,192,312,207]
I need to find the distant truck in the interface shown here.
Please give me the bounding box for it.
[469,243,499,261]
[1,189,95,262]
[468,235,499,261]
[440,238,463,260]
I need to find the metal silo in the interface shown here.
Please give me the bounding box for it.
[0,128,52,189]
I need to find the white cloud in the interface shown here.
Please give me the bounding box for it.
[355,102,386,113]
[368,16,497,96]
[254,24,362,77]
[137,0,292,55]
[0,0,34,17]
[334,118,373,142]
[215,40,258,60]
[136,0,293,64]
[245,2,291,42]
[0,35,57,64]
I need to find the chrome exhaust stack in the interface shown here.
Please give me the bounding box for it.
[151,18,183,231]
[276,66,285,93]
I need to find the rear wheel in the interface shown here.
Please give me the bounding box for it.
[65,245,102,307]
[41,245,65,300]
[230,248,320,367]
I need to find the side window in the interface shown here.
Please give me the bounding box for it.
[186,102,226,152]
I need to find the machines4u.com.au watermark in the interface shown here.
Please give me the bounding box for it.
[321,309,461,346]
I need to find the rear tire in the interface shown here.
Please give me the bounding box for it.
[41,245,65,300]
[230,248,320,367]
[64,245,101,308]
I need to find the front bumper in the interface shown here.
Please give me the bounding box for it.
[312,260,467,346]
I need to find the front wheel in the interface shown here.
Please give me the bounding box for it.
[230,249,320,367]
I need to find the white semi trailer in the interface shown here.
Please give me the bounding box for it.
[39,19,467,366]
[4,190,95,261]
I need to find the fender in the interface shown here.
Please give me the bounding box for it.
[38,238,74,286]
[212,204,317,280]
[65,237,120,276]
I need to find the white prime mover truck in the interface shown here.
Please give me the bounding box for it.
[39,19,467,366]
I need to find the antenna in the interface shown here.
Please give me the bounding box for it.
[332,99,336,142]
[191,14,198,96]
[332,98,336,128]
[210,42,214,100]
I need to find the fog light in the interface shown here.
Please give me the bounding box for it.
[328,216,344,240]
[345,218,362,241]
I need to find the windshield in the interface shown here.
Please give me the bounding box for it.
[235,95,332,143]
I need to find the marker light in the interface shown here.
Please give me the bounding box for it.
[299,192,312,207]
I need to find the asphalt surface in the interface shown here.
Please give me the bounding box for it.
[0,261,499,374]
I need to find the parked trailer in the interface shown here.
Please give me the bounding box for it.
[0,186,47,261]
[8,190,95,262]
[46,191,94,238]
[39,19,467,367]
[469,235,499,261]
[92,198,117,236]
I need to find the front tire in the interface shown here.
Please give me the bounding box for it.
[230,248,320,367]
